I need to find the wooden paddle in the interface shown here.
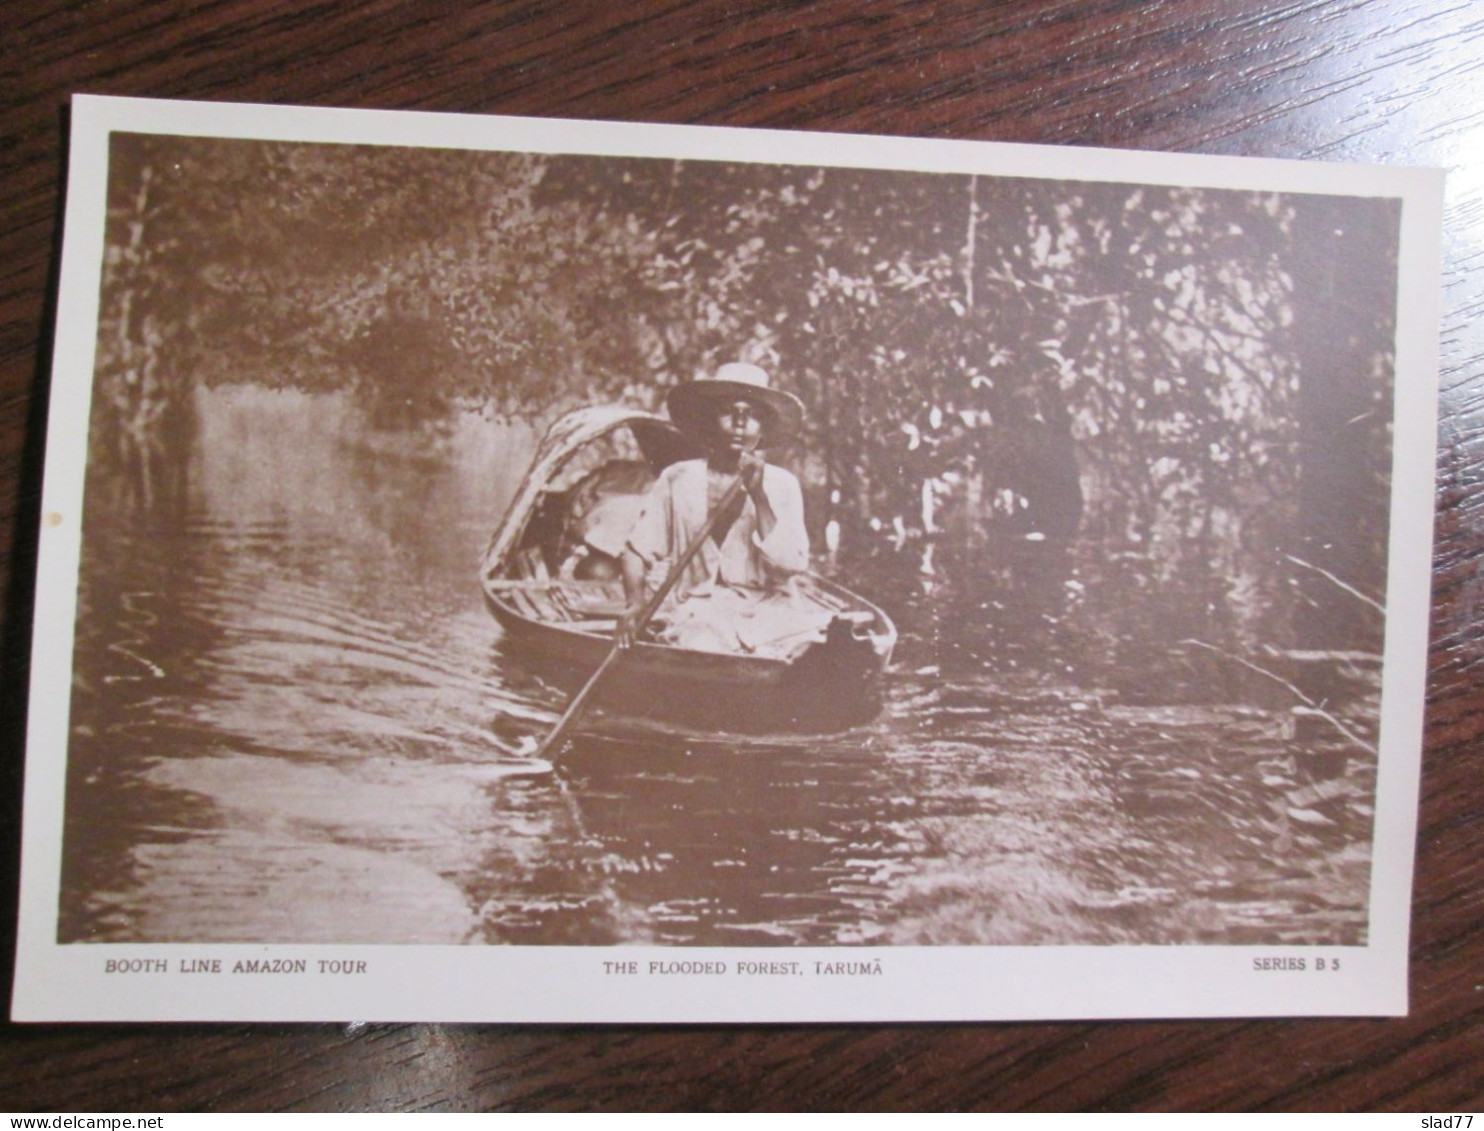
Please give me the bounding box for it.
[533,465,755,760]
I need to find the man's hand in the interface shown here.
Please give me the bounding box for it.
[740,450,766,498]
[615,604,643,649]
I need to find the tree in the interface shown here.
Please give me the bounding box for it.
[92,136,1398,661]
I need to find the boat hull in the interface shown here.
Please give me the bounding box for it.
[486,589,889,735]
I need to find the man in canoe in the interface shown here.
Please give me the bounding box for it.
[615,362,832,657]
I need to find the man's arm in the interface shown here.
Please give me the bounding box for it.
[741,451,776,543]
[614,466,677,648]
[615,547,648,648]
[749,462,809,577]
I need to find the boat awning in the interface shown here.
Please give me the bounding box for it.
[482,405,699,572]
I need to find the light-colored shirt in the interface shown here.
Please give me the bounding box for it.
[625,459,808,597]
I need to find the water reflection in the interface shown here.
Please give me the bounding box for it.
[61,386,1375,946]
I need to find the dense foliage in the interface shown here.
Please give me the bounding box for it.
[95,134,1400,652]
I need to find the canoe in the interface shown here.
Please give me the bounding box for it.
[480,406,897,734]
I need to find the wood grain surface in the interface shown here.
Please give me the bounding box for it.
[2,0,1480,1112]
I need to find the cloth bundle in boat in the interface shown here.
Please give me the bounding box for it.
[653,579,835,660]
[564,460,654,563]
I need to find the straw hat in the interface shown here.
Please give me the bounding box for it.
[666,362,805,443]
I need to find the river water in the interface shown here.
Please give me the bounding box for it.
[60,386,1376,947]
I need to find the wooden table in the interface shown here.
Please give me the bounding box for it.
[2,0,1479,1111]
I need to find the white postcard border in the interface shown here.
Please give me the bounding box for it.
[12,94,1444,1023]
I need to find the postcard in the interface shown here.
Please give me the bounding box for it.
[12,95,1442,1022]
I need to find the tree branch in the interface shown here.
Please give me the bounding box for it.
[1283,553,1385,616]
[1179,637,1378,756]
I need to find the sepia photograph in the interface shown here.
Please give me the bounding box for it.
[13,96,1441,1021]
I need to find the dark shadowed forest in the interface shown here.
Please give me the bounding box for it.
[93,134,1399,686]
[97,135,1397,630]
